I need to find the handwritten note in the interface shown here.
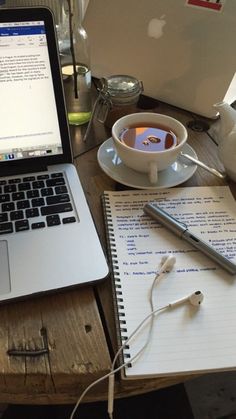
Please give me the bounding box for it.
[103,186,236,378]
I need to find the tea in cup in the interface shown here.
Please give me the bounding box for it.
[112,112,188,184]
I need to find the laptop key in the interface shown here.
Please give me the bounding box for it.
[0,222,13,234]
[51,172,63,178]
[37,174,49,180]
[46,178,65,187]
[46,214,61,227]
[17,200,30,210]
[0,194,10,203]
[10,210,24,221]
[2,202,15,212]
[25,208,39,218]
[32,198,45,207]
[31,222,46,230]
[23,176,35,182]
[0,213,8,223]
[55,185,68,194]
[41,203,72,216]
[15,219,29,232]
[62,217,76,224]
[8,178,21,184]
[32,180,45,189]
[27,189,39,199]
[4,184,17,193]
[18,182,31,191]
[12,191,25,201]
[41,187,54,197]
[46,194,70,205]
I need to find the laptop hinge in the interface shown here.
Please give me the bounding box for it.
[0,163,48,178]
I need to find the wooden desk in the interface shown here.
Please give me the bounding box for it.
[0,99,235,405]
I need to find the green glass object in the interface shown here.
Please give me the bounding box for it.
[68,111,91,125]
[60,0,92,126]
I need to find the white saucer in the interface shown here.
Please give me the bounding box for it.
[97,137,198,189]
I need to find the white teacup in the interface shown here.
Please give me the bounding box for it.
[112,112,188,184]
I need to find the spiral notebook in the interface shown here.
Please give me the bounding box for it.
[102,186,236,378]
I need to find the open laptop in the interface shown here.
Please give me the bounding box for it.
[84,0,236,119]
[0,7,109,302]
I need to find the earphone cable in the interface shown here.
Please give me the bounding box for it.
[108,262,173,418]
[69,304,168,419]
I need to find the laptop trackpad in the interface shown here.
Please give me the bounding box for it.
[0,241,11,294]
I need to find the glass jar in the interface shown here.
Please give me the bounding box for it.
[95,75,143,128]
[82,74,143,142]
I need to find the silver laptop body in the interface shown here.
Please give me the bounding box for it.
[0,7,108,302]
[84,0,236,118]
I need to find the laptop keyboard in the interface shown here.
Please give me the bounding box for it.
[0,171,77,235]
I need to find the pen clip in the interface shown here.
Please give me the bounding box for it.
[163,212,188,236]
[174,219,188,230]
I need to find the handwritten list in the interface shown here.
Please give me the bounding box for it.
[103,186,236,378]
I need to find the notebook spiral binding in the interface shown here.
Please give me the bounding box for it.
[102,193,132,367]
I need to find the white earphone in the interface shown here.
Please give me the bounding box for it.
[169,290,204,308]
[69,255,205,419]
[159,255,176,273]
[158,257,204,308]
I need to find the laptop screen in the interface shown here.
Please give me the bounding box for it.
[0,19,62,162]
[0,7,72,174]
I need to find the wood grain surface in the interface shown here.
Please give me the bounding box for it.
[1,96,235,404]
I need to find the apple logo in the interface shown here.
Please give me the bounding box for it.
[147,15,166,39]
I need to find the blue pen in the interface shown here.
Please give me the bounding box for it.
[144,202,236,275]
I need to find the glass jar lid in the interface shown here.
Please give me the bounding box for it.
[106,75,143,98]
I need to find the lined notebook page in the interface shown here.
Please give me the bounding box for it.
[103,186,236,379]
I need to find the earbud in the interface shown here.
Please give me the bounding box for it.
[168,290,204,308]
[159,255,176,273]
